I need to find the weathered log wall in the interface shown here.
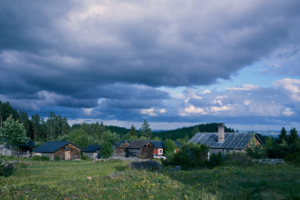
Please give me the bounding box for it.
[113,142,130,157]
[54,143,81,160]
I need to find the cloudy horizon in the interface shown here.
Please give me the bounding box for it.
[1,0,300,131]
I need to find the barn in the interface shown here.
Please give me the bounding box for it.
[112,141,130,157]
[33,141,81,160]
[188,123,264,158]
[151,141,181,155]
[125,140,154,159]
[83,145,101,159]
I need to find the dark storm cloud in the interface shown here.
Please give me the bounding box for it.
[1,0,300,127]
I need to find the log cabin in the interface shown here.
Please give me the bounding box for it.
[112,141,130,157]
[125,140,154,159]
[33,141,81,160]
[188,123,265,158]
[83,145,101,159]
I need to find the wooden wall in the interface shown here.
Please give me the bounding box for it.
[140,143,154,159]
[113,142,130,157]
[54,143,81,160]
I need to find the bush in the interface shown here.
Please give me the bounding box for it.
[32,155,41,161]
[246,145,267,159]
[284,152,300,166]
[40,156,50,161]
[0,162,4,176]
[101,142,113,159]
[162,143,209,169]
[266,143,300,158]
[81,155,90,160]
[54,156,61,161]
[207,152,223,168]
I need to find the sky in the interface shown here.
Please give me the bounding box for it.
[1,0,300,131]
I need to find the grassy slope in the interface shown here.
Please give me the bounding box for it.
[0,158,300,200]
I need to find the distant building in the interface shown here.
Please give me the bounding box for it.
[151,141,181,155]
[83,145,102,159]
[125,140,154,159]
[0,140,35,157]
[112,141,130,157]
[188,123,264,158]
[33,141,81,160]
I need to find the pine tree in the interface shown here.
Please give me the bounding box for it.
[130,125,137,137]
[140,120,152,138]
[278,127,288,143]
[289,128,299,145]
[191,126,200,136]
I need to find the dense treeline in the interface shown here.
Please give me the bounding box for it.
[152,123,235,140]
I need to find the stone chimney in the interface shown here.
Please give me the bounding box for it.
[147,137,151,142]
[218,123,225,143]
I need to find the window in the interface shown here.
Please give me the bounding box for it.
[159,149,163,154]
[65,147,70,150]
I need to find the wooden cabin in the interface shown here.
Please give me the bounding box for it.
[33,141,81,160]
[0,140,35,157]
[188,123,265,158]
[151,141,181,155]
[125,140,154,159]
[83,145,101,159]
[112,141,130,157]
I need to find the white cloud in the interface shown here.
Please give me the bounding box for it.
[159,108,166,113]
[226,84,259,91]
[184,105,207,114]
[203,90,211,94]
[274,78,300,93]
[244,100,251,105]
[282,108,293,116]
[141,108,157,116]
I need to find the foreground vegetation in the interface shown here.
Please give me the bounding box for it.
[1,156,300,200]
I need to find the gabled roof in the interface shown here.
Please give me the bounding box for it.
[83,145,101,152]
[151,141,181,148]
[188,132,262,149]
[33,141,81,153]
[126,140,148,149]
[113,140,129,149]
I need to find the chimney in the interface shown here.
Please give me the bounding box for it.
[147,137,151,142]
[218,123,225,143]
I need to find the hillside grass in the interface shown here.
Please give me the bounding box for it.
[0,158,300,199]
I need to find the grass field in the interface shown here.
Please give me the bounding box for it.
[1,156,300,200]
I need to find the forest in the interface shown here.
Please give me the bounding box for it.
[0,100,235,148]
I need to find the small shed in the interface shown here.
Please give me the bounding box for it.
[125,140,154,159]
[151,141,181,155]
[0,140,35,157]
[33,141,81,160]
[83,145,102,159]
[112,141,130,157]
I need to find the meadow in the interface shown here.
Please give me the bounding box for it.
[1,156,300,200]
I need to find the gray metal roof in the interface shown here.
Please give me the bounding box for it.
[188,132,258,149]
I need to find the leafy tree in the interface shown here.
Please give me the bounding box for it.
[0,115,28,149]
[164,139,177,155]
[176,138,186,146]
[278,127,288,143]
[289,128,299,145]
[69,129,89,149]
[137,136,147,140]
[101,141,113,158]
[153,136,162,141]
[103,130,119,144]
[130,125,137,137]
[140,120,152,138]
[191,126,200,136]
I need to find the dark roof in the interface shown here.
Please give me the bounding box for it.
[188,132,262,149]
[83,145,101,152]
[113,140,129,149]
[18,140,35,147]
[33,141,81,153]
[126,140,148,149]
[151,141,181,148]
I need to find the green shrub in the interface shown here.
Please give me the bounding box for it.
[266,143,300,158]
[207,152,223,168]
[32,155,41,161]
[284,152,300,166]
[246,145,267,159]
[54,156,61,161]
[40,156,50,161]
[101,142,113,159]
[81,155,90,160]
[162,143,209,169]
[0,162,4,176]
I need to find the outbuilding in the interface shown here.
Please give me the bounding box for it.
[33,141,81,160]
[83,145,101,159]
[112,141,130,157]
[125,140,154,159]
[0,140,35,157]
[188,123,264,158]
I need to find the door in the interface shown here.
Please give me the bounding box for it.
[65,151,70,160]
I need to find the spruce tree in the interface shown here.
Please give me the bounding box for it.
[289,128,299,145]
[130,125,137,137]
[140,120,152,138]
[278,127,288,143]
